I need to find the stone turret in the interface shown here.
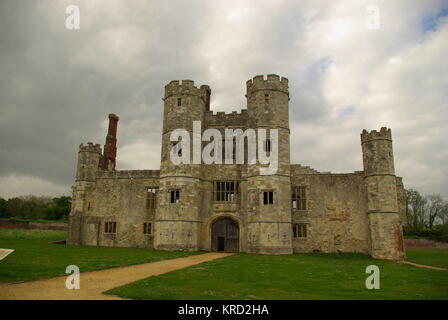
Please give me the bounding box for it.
[361,127,405,260]
[244,74,293,254]
[68,142,102,245]
[155,80,210,251]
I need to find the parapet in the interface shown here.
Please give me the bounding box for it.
[96,170,160,179]
[361,127,392,143]
[290,164,320,175]
[205,109,248,127]
[79,142,102,154]
[164,80,210,99]
[246,74,289,95]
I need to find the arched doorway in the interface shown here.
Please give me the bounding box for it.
[211,217,239,252]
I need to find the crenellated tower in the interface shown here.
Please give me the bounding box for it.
[244,74,293,254]
[68,142,102,245]
[155,80,210,251]
[361,127,405,260]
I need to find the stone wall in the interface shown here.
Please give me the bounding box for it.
[291,172,371,254]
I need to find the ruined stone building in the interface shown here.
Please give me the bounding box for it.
[68,74,406,260]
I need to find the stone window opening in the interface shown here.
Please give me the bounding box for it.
[263,139,272,153]
[213,181,239,202]
[104,221,117,234]
[143,222,152,235]
[177,97,182,106]
[264,93,269,103]
[292,223,307,238]
[292,186,307,210]
[172,142,182,157]
[170,189,180,204]
[146,187,158,210]
[263,190,274,205]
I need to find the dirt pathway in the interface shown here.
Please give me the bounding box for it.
[398,260,447,271]
[0,252,233,300]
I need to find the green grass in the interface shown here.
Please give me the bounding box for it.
[0,229,201,283]
[107,252,448,300]
[406,248,448,268]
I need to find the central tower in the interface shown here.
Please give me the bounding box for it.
[244,75,293,254]
[154,80,209,251]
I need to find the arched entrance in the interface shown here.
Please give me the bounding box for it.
[211,217,239,252]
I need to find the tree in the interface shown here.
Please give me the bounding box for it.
[45,196,71,220]
[425,194,445,230]
[0,198,9,218]
[405,189,427,232]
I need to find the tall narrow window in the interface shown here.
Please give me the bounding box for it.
[292,186,307,210]
[146,187,158,210]
[264,93,269,103]
[143,222,152,235]
[170,189,180,203]
[177,98,182,106]
[263,191,274,205]
[264,139,271,152]
[105,221,117,234]
[213,181,239,202]
[292,223,307,238]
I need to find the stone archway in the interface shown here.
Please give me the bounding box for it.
[211,217,239,252]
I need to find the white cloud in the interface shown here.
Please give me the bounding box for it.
[0,0,447,199]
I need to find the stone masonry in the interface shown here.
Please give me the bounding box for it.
[68,74,406,260]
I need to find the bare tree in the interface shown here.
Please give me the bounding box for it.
[405,189,427,232]
[425,194,445,230]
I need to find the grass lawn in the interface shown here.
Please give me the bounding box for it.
[107,252,448,300]
[0,229,201,283]
[406,248,448,269]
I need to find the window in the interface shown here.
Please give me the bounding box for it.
[104,221,117,234]
[263,191,274,205]
[177,98,182,106]
[292,186,307,210]
[143,222,152,235]
[264,93,269,102]
[264,139,271,152]
[292,223,307,238]
[172,142,182,156]
[146,187,158,210]
[170,189,180,203]
[213,181,239,202]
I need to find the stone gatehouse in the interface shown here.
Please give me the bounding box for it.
[68,74,406,260]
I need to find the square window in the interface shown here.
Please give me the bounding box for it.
[143,222,152,235]
[170,189,180,203]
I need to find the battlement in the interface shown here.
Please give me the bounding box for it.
[246,74,289,94]
[79,142,102,153]
[164,80,210,99]
[97,170,160,179]
[205,109,248,127]
[290,164,320,175]
[361,127,392,143]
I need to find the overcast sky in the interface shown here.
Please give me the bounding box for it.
[0,0,447,199]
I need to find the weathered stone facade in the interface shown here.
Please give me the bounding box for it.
[68,74,406,260]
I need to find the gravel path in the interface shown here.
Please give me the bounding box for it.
[397,260,447,271]
[0,252,233,300]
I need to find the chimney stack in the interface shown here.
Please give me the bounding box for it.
[100,113,119,171]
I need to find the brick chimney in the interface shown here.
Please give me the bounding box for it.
[100,113,119,171]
